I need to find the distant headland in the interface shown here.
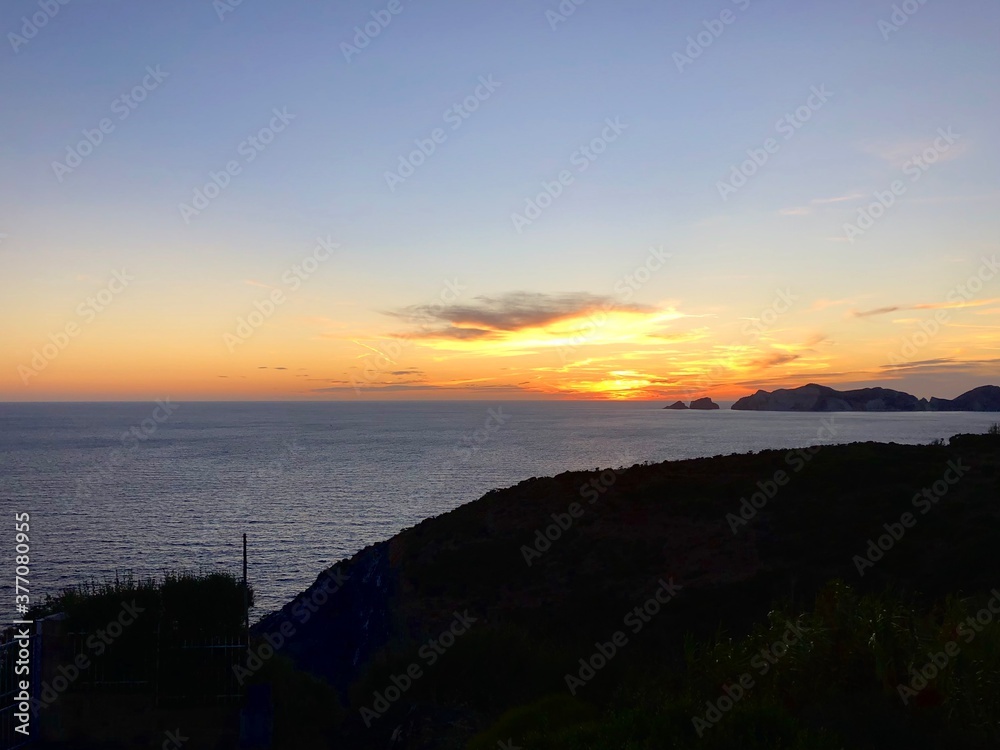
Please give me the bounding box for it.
[663,397,720,410]
[730,383,1000,412]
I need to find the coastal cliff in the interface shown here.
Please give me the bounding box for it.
[250,431,1000,748]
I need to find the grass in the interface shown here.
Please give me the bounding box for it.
[464,582,1000,749]
[988,422,1000,436]
[29,570,253,635]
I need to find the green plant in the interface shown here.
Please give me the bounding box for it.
[464,583,1000,748]
[29,570,252,635]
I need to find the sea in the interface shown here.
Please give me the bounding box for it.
[1,401,997,619]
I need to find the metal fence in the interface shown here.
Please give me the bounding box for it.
[0,624,246,749]
[62,630,247,705]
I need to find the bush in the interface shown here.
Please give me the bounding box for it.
[29,570,252,636]
[466,582,1000,748]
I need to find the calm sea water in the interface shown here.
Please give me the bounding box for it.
[1,401,997,618]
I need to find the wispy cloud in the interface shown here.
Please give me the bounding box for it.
[749,352,800,368]
[311,382,534,396]
[780,192,866,216]
[853,298,1000,318]
[853,305,902,318]
[865,136,968,169]
[813,193,866,205]
[879,357,956,371]
[879,357,1000,374]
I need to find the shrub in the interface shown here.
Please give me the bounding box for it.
[29,570,253,636]
[466,582,1000,748]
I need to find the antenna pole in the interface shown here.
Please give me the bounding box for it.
[243,533,249,632]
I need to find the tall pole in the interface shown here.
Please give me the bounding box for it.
[243,533,248,633]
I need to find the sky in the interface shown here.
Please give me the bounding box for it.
[1,0,998,401]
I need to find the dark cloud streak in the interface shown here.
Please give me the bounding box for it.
[387,291,655,339]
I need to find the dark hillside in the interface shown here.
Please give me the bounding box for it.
[253,432,1000,748]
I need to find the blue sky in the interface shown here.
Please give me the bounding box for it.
[2,0,998,400]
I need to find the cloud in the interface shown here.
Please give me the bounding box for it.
[389,291,655,338]
[880,358,955,371]
[813,193,866,205]
[749,352,800,368]
[649,328,711,343]
[879,357,1000,374]
[732,369,866,390]
[340,367,430,386]
[910,300,994,311]
[853,306,901,318]
[343,292,694,364]
[780,192,866,216]
[853,298,1000,318]
[865,135,968,170]
[414,327,498,341]
[311,382,533,395]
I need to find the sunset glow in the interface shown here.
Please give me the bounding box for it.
[1,2,997,402]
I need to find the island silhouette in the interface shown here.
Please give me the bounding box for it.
[730,383,1000,412]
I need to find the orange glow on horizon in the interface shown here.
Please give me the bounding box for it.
[3,290,997,402]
